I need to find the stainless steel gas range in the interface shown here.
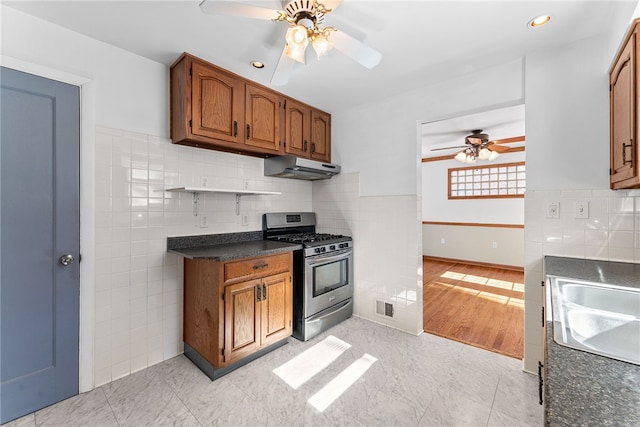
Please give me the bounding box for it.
[263,212,353,341]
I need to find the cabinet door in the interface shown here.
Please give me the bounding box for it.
[191,62,243,144]
[610,32,636,186]
[284,99,311,157]
[224,279,261,364]
[260,272,292,347]
[310,109,331,162]
[245,84,283,153]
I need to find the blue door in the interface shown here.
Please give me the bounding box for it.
[1,67,80,423]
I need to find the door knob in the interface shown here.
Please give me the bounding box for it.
[59,254,75,266]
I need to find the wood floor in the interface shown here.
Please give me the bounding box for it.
[422,258,524,359]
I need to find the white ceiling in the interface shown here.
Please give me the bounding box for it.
[3,1,636,115]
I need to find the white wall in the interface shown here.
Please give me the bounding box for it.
[422,151,526,224]
[324,60,525,337]
[1,6,167,138]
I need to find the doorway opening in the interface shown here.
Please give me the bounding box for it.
[419,103,525,359]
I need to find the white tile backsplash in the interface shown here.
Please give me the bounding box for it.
[313,173,423,335]
[92,126,312,386]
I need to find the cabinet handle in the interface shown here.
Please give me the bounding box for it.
[623,139,633,165]
[311,142,316,153]
[253,263,268,270]
[262,284,267,300]
[233,121,238,137]
[538,361,544,405]
[246,124,251,139]
[304,140,308,152]
[256,285,262,302]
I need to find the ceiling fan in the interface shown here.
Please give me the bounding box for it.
[431,130,523,164]
[199,0,382,85]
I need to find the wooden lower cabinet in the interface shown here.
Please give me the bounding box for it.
[224,272,291,365]
[183,252,293,373]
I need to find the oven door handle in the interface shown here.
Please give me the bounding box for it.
[306,299,352,323]
[306,249,352,266]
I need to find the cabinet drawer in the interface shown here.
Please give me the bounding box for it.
[224,253,290,283]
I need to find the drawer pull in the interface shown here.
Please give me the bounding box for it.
[263,284,267,300]
[253,263,269,270]
[256,285,262,302]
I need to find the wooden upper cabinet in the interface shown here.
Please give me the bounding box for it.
[284,98,311,157]
[610,20,640,189]
[311,109,331,162]
[191,62,243,145]
[171,53,331,161]
[245,84,283,153]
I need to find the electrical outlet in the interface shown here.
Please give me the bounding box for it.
[440,238,445,244]
[492,241,498,249]
[546,202,560,219]
[574,201,589,219]
[200,176,209,188]
[242,214,249,226]
[199,215,208,228]
[243,180,249,190]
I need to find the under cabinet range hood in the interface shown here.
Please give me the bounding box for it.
[264,155,340,180]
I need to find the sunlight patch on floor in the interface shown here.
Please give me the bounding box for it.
[273,335,351,389]
[308,354,378,412]
[436,270,524,306]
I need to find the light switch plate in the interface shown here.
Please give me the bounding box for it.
[574,201,589,219]
[546,202,560,219]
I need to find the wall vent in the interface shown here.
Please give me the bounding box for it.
[375,300,394,318]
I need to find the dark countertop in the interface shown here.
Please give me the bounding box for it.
[544,256,640,427]
[167,232,302,261]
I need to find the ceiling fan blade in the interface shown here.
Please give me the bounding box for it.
[330,29,382,69]
[199,0,281,20]
[491,135,525,144]
[488,144,511,153]
[271,47,296,86]
[321,0,343,12]
[430,145,467,151]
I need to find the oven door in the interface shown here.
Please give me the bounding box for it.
[304,248,354,318]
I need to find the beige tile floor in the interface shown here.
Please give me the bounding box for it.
[4,317,542,426]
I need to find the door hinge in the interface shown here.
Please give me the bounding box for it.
[189,66,192,76]
[189,119,192,128]
[541,280,545,287]
[610,168,613,176]
[541,306,545,327]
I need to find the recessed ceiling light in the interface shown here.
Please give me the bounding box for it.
[250,60,265,69]
[528,15,551,28]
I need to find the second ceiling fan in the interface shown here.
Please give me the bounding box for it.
[431,130,523,164]
[199,0,382,85]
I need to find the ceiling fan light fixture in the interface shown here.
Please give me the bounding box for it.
[284,43,306,64]
[478,147,491,160]
[286,25,309,47]
[311,33,333,59]
[454,151,467,163]
[488,150,500,161]
[284,25,309,63]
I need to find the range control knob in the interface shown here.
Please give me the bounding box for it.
[329,245,336,250]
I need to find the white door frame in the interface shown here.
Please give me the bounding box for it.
[1,55,96,393]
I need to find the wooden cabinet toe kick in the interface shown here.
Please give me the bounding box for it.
[184,339,289,381]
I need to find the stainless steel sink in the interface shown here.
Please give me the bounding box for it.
[548,276,640,365]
